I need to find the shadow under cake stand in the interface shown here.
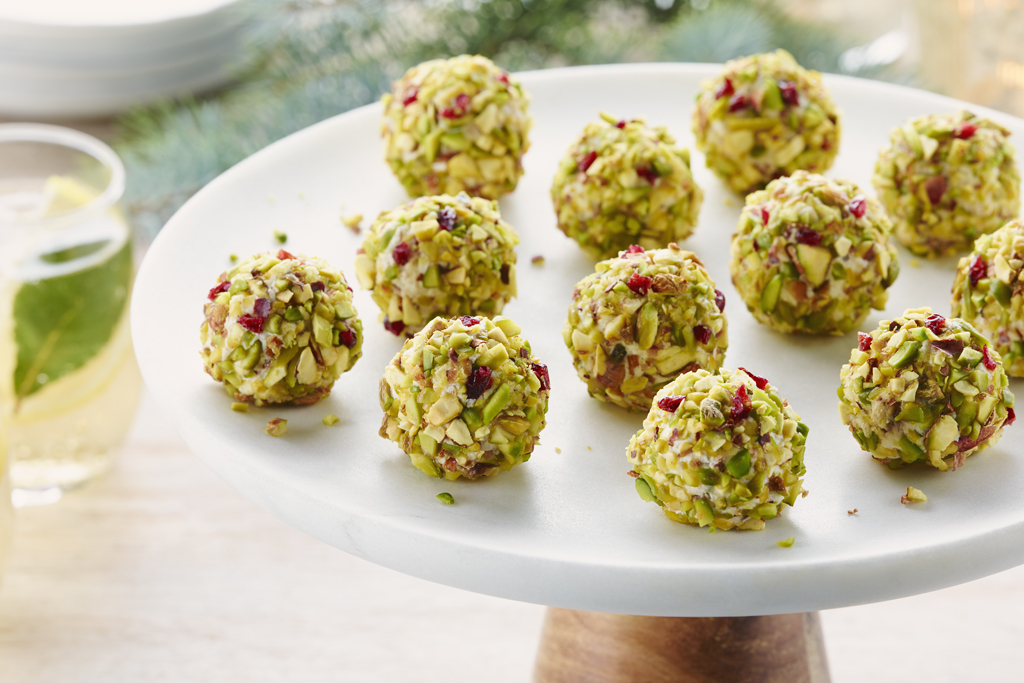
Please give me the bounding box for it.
[131,63,1024,682]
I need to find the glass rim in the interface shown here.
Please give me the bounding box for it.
[0,122,126,227]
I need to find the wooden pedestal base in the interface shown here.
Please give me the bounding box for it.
[533,609,830,683]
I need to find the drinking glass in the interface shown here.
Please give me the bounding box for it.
[0,123,141,504]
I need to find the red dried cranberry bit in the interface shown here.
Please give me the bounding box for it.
[982,345,998,371]
[532,362,551,392]
[383,317,405,336]
[693,325,712,345]
[738,367,769,390]
[1007,407,1017,427]
[615,120,626,129]
[496,72,509,84]
[253,297,272,319]
[455,93,470,109]
[778,80,799,106]
[626,272,652,296]
[626,244,645,254]
[339,327,357,349]
[924,313,946,335]
[237,314,265,334]
[794,227,822,246]
[931,339,964,357]
[657,395,685,413]
[459,316,481,327]
[848,195,867,218]
[758,433,771,446]
[577,150,598,173]
[858,333,873,352]
[437,206,457,231]
[208,281,230,300]
[392,241,413,266]
[402,88,418,106]
[310,281,326,293]
[466,365,493,399]
[924,175,947,205]
[277,249,296,260]
[729,384,751,423]
[636,166,659,185]
[953,122,978,140]
[714,78,734,99]
[759,206,770,225]
[714,289,726,312]
[969,255,987,286]
[728,94,751,113]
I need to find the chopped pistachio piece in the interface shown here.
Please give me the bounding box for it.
[838,307,1014,471]
[200,250,363,406]
[436,492,455,505]
[266,418,287,437]
[359,193,518,338]
[627,368,807,531]
[273,230,287,244]
[379,315,550,481]
[531,255,545,266]
[873,111,1020,257]
[901,486,928,504]
[322,414,340,426]
[692,49,840,195]
[342,213,363,232]
[230,402,248,413]
[777,537,796,548]
[564,244,728,412]
[551,114,702,259]
[730,171,898,335]
[951,220,1024,377]
[381,55,531,199]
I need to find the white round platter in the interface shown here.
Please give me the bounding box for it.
[132,63,1024,617]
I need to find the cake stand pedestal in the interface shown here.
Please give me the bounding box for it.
[534,609,829,683]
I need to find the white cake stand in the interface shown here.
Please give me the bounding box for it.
[132,64,1024,682]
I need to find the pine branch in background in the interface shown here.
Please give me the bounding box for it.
[115,0,914,240]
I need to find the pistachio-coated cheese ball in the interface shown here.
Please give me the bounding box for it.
[952,221,1024,376]
[628,368,807,531]
[873,111,1020,257]
[730,171,899,335]
[201,250,363,406]
[550,113,703,259]
[564,244,727,412]
[692,49,840,195]
[355,193,518,338]
[379,315,550,480]
[838,308,1015,471]
[381,55,531,199]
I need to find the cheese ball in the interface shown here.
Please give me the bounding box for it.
[354,193,518,338]
[952,221,1024,376]
[564,244,727,412]
[201,250,363,406]
[550,113,703,259]
[838,308,1016,471]
[692,49,840,195]
[627,368,807,531]
[730,171,899,335]
[873,111,1020,257]
[378,315,550,480]
[381,54,531,199]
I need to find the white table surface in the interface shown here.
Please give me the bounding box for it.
[0,392,1023,682]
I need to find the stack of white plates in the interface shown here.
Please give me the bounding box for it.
[0,0,250,118]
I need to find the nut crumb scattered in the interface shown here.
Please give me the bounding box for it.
[722,196,737,208]
[342,213,363,233]
[587,446,592,450]
[229,253,238,263]
[322,414,340,426]
[230,402,248,413]
[801,489,809,498]
[909,258,921,268]
[777,537,796,548]
[531,255,545,266]
[268,193,276,202]
[266,418,288,437]
[847,508,858,515]
[436,492,455,505]
[297,192,306,199]
[555,447,562,454]
[901,486,927,504]
[273,230,287,244]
